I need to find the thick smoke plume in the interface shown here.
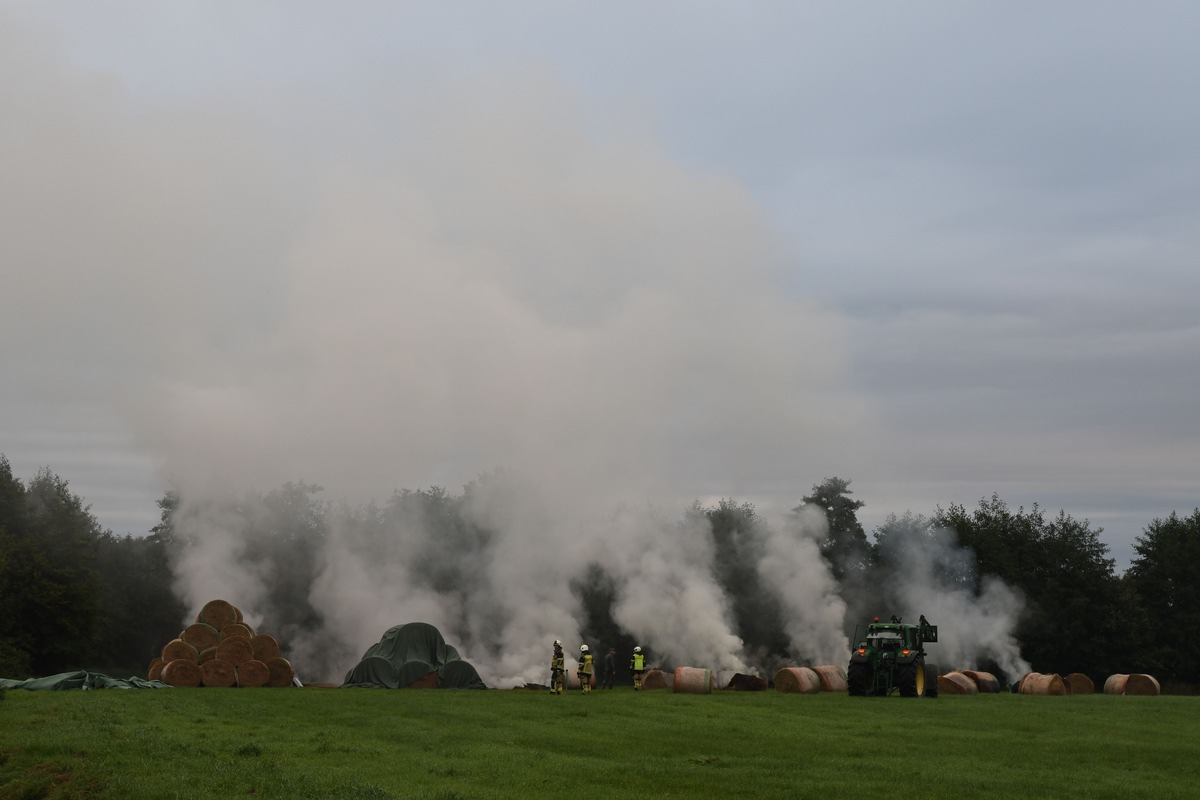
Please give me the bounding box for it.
[6,18,1030,687]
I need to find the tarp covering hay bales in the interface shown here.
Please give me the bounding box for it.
[1064,673,1094,694]
[639,669,672,690]
[162,659,202,687]
[811,665,848,692]
[938,672,978,695]
[148,600,296,687]
[961,670,1001,693]
[672,667,714,694]
[236,660,270,688]
[201,658,236,688]
[341,622,486,689]
[773,667,821,694]
[724,673,767,691]
[1019,672,1067,695]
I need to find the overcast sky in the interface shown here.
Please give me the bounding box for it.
[3,1,1198,569]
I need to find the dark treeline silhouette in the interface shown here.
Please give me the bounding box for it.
[1,456,1197,691]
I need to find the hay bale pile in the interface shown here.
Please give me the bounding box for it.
[1104,673,1160,696]
[150,599,295,688]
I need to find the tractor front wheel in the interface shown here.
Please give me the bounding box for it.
[847,662,870,696]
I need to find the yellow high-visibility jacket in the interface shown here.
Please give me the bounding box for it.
[578,654,593,676]
[631,653,645,672]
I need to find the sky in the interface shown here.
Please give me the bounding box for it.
[3,1,1199,572]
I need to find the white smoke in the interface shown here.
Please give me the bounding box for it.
[758,504,848,665]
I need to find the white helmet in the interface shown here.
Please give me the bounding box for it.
[554,639,561,646]
[580,644,589,652]
[634,646,642,653]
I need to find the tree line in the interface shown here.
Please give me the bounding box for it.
[1,456,1196,689]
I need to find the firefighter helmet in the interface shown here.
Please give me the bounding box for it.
[633,646,642,653]
[580,644,589,653]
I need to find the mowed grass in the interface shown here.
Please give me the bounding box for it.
[1,686,1196,800]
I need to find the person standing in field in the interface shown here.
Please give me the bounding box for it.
[577,644,594,694]
[630,645,646,690]
[550,640,565,695]
[601,647,616,689]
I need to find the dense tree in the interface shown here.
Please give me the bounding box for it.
[798,477,870,581]
[932,496,1125,679]
[1125,509,1200,686]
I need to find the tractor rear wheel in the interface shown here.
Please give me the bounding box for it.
[847,662,870,696]
[897,661,920,697]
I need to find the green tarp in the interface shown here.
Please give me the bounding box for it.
[341,622,486,689]
[0,671,170,691]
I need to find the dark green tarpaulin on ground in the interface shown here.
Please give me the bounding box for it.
[341,622,486,689]
[0,671,170,691]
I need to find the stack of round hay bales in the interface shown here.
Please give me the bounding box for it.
[151,599,296,688]
[1064,673,1094,694]
[1104,673,1160,696]
[1018,672,1068,695]
[773,667,821,694]
[937,671,979,695]
[960,670,1001,693]
[672,666,714,694]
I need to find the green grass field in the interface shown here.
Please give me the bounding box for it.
[1,686,1195,800]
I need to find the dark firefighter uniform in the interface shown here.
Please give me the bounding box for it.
[577,645,594,694]
[550,642,565,695]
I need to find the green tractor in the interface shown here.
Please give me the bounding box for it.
[847,614,939,698]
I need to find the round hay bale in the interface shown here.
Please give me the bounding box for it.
[961,669,1001,693]
[265,657,296,688]
[1124,674,1160,696]
[811,664,848,692]
[1019,672,1067,695]
[406,671,439,689]
[216,636,255,667]
[773,667,821,694]
[218,623,254,642]
[197,599,241,630]
[938,672,978,695]
[672,666,714,694]
[147,657,164,681]
[1064,673,1094,695]
[724,673,768,691]
[161,658,202,687]
[161,638,199,664]
[251,633,281,661]
[181,622,220,651]
[639,669,672,690]
[236,659,270,688]
[198,646,218,665]
[1103,674,1129,695]
[201,658,236,687]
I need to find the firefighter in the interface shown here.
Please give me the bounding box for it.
[550,640,565,695]
[630,645,646,690]
[577,644,594,694]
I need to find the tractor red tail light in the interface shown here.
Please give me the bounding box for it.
[902,649,910,656]
[857,648,866,655]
